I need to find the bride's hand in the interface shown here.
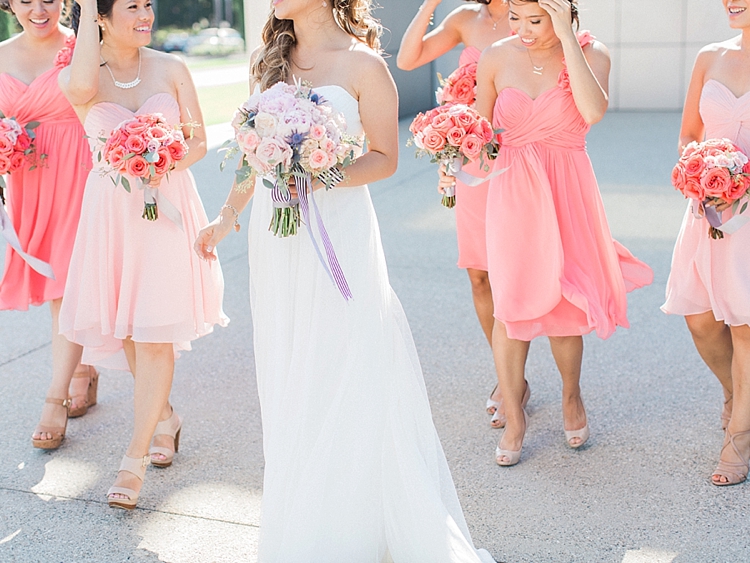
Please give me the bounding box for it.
[538,0,576,42]
[437,163,455,195]
[194,212,233,261]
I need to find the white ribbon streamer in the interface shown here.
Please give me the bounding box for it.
[446,157,511,187]
[0,203,55,279]
[144,187,184,231]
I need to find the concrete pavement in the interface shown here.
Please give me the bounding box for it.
[1,111,749,563]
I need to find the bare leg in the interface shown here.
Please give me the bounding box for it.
[109,341,174,499]
[685,312,734,418]
[493,319,530,462]
[32,298,84,441]
[549,335,587,446]
[467,268,494,346]
[713,324,750,484]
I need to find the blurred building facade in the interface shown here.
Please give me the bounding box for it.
[243,0,738,116]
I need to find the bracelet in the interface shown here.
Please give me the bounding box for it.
[220,204,241,232]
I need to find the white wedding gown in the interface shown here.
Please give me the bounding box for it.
[247,85,495,563]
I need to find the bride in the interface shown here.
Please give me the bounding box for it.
[195,1,495,561]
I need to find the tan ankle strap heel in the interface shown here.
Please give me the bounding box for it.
[107,454,151,510]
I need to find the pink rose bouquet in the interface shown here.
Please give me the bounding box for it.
[0,111,40,204]
[227,80,357,237]
[100,113,189,221]
[436,63,478,107]
[671,138,750,239]
[408,103,499,208]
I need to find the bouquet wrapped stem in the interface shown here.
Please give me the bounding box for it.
[441,159,457,209]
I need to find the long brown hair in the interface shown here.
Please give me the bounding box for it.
[251,0,383,92]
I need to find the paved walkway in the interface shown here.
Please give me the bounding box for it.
[1,112,749,562]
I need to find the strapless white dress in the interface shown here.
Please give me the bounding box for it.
[247,85,495,563]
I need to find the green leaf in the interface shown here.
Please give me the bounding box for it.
[741,202,748,215]
[26,121,40,130]
[122,153,136,161]
[262,178,275,190]
[97,152,102,162]
[121,176,131,193]
[733,199,740,213]
[144,152,159,163]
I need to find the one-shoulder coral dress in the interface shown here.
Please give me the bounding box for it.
[486,35,653,341]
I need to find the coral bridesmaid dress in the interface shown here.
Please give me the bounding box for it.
[486,35,653,341]
[58,93,228,369]
[454,46,489,271]
[663,79,750,325]
[0,36,90,310]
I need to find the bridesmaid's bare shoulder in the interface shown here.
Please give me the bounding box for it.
[0,34,22,74]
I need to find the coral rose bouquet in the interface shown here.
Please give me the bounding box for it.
[228,80,357,238]
[0,111,40,203]
[100,113,189,221]
[408,104,500,208]
[671,138,750,239]
[436,62,478,107]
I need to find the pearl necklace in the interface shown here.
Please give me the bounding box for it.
[103,48,142,89]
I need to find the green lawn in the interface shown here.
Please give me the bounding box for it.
[196,81,249,126]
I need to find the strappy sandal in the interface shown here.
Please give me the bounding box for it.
[149,408,182,468]
[491,380,530,429]
[712,429,750,487]
[31,397,72,450]
[69,366,100,418]
[721,393,733,431]
[107,454,151,509]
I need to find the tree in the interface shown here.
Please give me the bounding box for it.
[0,10,15,42]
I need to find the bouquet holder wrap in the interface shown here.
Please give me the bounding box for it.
[692,199,750,236]
[0,202,55,279]
[144,186,184,231]
[270,171,352,301]
[446,156,510,187]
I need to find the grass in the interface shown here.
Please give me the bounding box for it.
[196,81,249,126]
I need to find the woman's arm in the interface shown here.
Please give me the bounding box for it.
[397,0,463,71]
[680,49,711,152]
[170,57,207,169]
[59,0,101,105]
[540,0,609,124]
[475,45,500,123]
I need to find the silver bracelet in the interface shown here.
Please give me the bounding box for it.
[220,204,241,232]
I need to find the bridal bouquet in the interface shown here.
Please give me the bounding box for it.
[671,138,750,239]
[228,80,357,237]
[0,111,39,203]
[436,62,478,107]
[100,113,189,221]
[408,104,499,208]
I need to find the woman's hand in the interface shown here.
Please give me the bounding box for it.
[706,197,732,212]
[538,0,576,42]
[437,162,456,195]
[194,212,233,262]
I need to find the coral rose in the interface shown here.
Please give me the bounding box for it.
[671,162,687,191]
[460,134,484,162]
[107,145,129,172]
[153,148,173,176]
[683,154,706,179]
[0,135,13,153]
[9,152,26,172]
[0,153,11,174]
[446,126,466,147]
[167,141,187,162]
[15,132,32,151]
[445,74,476,106]
[682,178,703,200]
[430,111,454,133]
[701,166,732,198]
[124,120,149,135]
[124,134,147,154]
[422,127,447,153]
[126,155,149,178]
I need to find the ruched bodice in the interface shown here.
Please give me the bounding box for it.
[663,79,750,325]
[459,45,481,66]
[494,87,588,151]
[0,59,91,309]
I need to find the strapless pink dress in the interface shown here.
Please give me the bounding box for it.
[453,46,489,271]
[663,80,750,326]
[59,93,228,369]
[486,59,653,341]
[0,46,91,310]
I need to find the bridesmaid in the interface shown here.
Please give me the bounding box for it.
[468,0,652,465]
[59,0,227,508]
[0,0,99,450]
[397,0,513,426]
[663,0,750,486]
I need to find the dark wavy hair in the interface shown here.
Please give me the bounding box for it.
[70,0,116,38]
[463,0,492,4]
[508,0,579,29]
[251,0,383,92]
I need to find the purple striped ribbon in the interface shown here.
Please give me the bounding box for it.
[271,171,352,300]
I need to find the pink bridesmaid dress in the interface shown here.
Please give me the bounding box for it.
[58,93,228,369]
[0,36,91,310]
[486,34,653,341]
[454,45,489,271]
[663,79,750,325]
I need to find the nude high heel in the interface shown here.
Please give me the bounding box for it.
[31,397,71,450]
[486,384,501,415]
[564,424,590,449]
[68,366,100,418]
[712,429,750,487]
[107,454,150,510]
[149,408,182,468]
[495,409,528,467]
[721,393,733,431]
[491,380,530,429]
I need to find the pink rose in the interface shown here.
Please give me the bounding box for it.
[54,47,72,68]
[0,135,12,153]
[422,127,447,153]
[238,129,260,153]
[152,148,172,176]
[431,111,454,134]
[15,132,31,151]
[558,69,571,92]
[472,118,495,144]
[683,154,706,179]
[124,134,147,154]
[255,137,291,169]
[167,140,187,162]
[308,148,329,170]
[671,162,687,192]
[446,126,466,147]
[683,178,704,200]
[124,120,149,135]
[146,126,171,143]
[453,110,478,132]
[701,166,733,198]
[409,113,429,135]
[0,153,11,174]
[460,134,484,162]
[309,123,327,141]
[107,145,128,172]
[9,151,26,172]
[445,74,476,106]
[726,174,750,201]
[126,155,149,178]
